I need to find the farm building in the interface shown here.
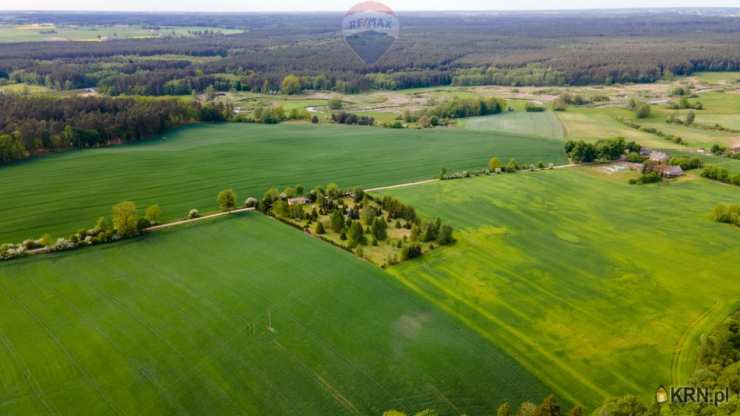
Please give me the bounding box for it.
[659,165,684,178]
[639,148,652,157]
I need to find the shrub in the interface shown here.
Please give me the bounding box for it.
[711,204,740,226]
[137,217,151,231]
[144,204,161,224]
[635,103,651,119]
[525,102,545,112]
[187,209,200,219]
[244,197,258,208]
[701,165,731,183]
[328,98,343,110]
[488,157,502,170]
[630,171,662,185]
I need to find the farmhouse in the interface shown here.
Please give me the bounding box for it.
[649,151,669,163]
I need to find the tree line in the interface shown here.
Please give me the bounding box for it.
[0,94,231,165]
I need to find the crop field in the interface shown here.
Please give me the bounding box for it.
[0,213,550,415]
[0,122,566,243]
[462,112,565,140]
[380,168,740,408]
[0,24,242,43]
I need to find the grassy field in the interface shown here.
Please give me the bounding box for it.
[0,122,566,243]
[380,168,740,408]
[692,72,740,84]
[0,213,551,415]
[462,112,565,140]
[556,108,675,149]
[0,24,242,43]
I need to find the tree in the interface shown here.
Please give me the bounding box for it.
[144,204,161,224]
[314,221,326,234]
[489,157,502,171]
[218,189,237,211]
[330,211,345,232]
[686,110,695,125]
[348,221,366,246]
[506,159,520,171]
[281,75,302,95]
[436,225,454,245]
[0,134,26,164]
[371,217,388,241]
[112,201,139,237]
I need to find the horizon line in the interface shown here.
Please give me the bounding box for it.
[2,6,740,14]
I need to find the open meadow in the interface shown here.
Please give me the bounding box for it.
[0,122,566,243]
[381,168,740,408]
[461,112,564,140]
[0,213,551,415]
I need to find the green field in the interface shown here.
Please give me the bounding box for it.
[0,24,242,43]
[0,213,551,414]
[0,122,567,243]
[692,72,740,84]
[462,112,565,140]
[380,168,740,408]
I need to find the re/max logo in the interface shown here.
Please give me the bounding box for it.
[670,387,731,405]
[347,17,394,30]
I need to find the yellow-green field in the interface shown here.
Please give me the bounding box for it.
[381,167,740,408]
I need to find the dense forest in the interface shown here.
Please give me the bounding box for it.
[0,95,230,164]
[3,10,740,95]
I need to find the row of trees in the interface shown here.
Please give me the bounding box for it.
[0,94,231,165]
[701,166,740,187]
[0,201,160,261]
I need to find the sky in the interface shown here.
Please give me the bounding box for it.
[4,0,740,12]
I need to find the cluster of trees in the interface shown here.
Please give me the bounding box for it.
[701,166,740,187]
[256,183,453,264]
[564,138,639,163]
[331,112,375,126]
[712,204,740,227]
[0,95,230,165]
[667,97,703,111]
[428,97,506,120]
[0,201,160,261]
[669,156,703,171]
